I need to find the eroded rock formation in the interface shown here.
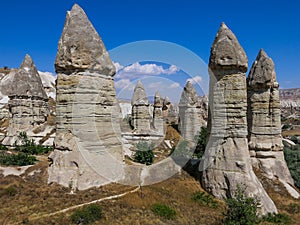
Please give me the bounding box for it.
[153,91,164,135]
[247,49,299,198]
[178,81,207,142]
[131,81,151,133]
[1,54,50,145]
[48,4,123,190]
[201,23,277,214]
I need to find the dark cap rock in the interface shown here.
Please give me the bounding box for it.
[209,22,248,72]
[131,81,148,105]
[55,4,115,76]
[248,49,276,88]
[1,54,48,99]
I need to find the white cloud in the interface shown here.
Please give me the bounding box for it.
[114,78,132,90]
[114,62,179,79]
[113,62,124,72]
[187,76,203,85]
[169,82,180,89]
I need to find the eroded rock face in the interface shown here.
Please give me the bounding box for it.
[55,4,115,76]
[48,4,124,190]
[1,55,50,145]
[247,49,299,198]
[178,81,207,142]
[201,23,277,214]
[131,81,150,133]
[153,91,164,135]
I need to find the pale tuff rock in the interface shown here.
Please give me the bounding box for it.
[48,4,124,190]
[153,91,164,135]
[55,4,115,76]
[178,81,207,142]
[247,49,299,198]
[162,97,178,124]
[201,23,277,214]
[0,55,50,145]
[131,81,151,133]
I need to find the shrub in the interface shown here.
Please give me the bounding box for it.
[194,126,207,158]
[14,132,53,155]
[192,191,218,208]
[284,145,300,188]
[223,186,259,225]
[133,141,154,165]
[70,204,103,225]
[261,213,291,224]
[151,203,177,220]
[0,144,8,151]
[0,152,36,166]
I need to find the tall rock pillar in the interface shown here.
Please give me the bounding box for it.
[201,23,277,214]
[178,81,206,142]
[247,49,299,198]
[48,4,124,190]
[131,81,150,133]
[153,91,164,135]
[1,54,49,145]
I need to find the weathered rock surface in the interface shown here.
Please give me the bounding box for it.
[0,55,50,145]
[201,23,277,214]
[162,97,178,124]
[152,91,164,135]
[48,4,124,190]
[55,4,115,76]
[247,49,299,198]
[178,81,207,142]
[131,81,151,133]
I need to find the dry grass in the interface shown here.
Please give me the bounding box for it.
[282,129,300,137]
[0,156,224,225]
[0,151,299,224]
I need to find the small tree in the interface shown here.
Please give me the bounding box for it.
[194,126,207,158]
[133,141,154,165]
[223,186,259,225]
[70,204,103,225]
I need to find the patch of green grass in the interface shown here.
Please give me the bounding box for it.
[261,213,291,225]
[192,191,218,208]
[151,203,177,220]
[70,204,103,225]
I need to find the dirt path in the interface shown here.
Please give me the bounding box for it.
[29,186,140,221]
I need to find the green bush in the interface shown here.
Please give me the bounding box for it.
[0,144,8,151]
[70,204,103,225]
[0,152,36,166]
[14,132,53,155]
[151,203,177,220]
[223,186,259,225]
[192,191,218,208]
[261,213,291,225]
[194,126,207,158]
[284,145,300,188]
[133,141,154,165]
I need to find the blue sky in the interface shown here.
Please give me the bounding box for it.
[0,0,299,93]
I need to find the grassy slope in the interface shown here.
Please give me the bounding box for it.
[0,158,299,225]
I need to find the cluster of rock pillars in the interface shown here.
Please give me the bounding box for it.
[0,4,298,215]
